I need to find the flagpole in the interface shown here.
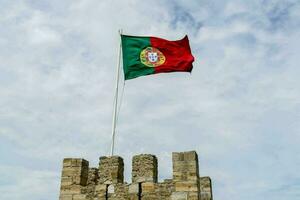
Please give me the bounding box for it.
[110,29,122,156]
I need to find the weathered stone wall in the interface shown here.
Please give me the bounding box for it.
[59,151,213,200]
[98,156,124,184]
[172,151,200,200]
[132,154,158,183]
[200,177,213,200]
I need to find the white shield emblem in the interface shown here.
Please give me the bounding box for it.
[148,52,158,62]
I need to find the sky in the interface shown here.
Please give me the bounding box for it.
[0,0,300,199]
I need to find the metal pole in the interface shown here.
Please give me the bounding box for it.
[110,29,122,156]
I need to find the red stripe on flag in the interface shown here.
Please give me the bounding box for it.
[150,35,194,74]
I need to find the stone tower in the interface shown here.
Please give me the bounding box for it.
[59,151,213,200]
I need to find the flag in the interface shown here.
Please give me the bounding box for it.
[121,35,195,80]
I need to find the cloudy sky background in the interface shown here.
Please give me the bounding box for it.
[0,0,300,199]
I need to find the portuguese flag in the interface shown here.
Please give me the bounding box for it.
[121,35,195,80]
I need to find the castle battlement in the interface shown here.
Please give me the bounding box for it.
[59,151,213,200]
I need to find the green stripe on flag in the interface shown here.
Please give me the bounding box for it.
[121,35,155,80]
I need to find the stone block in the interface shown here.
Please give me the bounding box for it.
[73,194,86,200]
[63,158,89,168]
[128,195,139,200]
[62,158,73,167]
[94,184,107,199]
[132,154,158,183]
[175,182,198,192]
[88,168,99,185]
[62,168,81,177]
[142,182,155,193]
[94,197,107,200]
[128,183,139,194]
[98,156,124,184]
[184,151,197,161]
[60,185,82,195]
[172,151,199,182]
[171,192,188,200]
[200,176,212,200]
[201,192,212,200]
[61,158,89,187]
[61,177,73,186]
[188,191,200,200]
[59,194,72,200]
[95,184,107,192]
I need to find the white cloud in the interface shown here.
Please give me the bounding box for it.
[0,165,58,200]
[0,0,299,200]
